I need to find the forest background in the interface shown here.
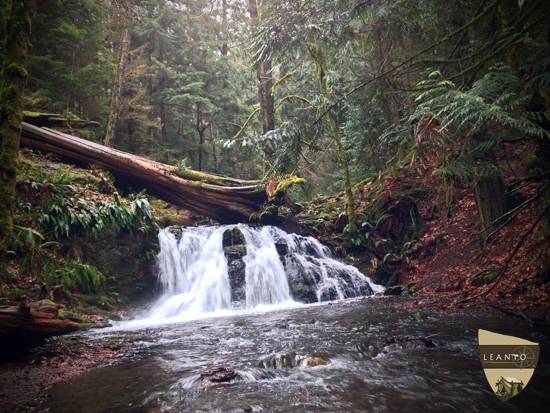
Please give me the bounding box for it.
[0,0,550,314]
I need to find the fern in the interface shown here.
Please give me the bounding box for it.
[43,261,105,294]
[411,64,550,180]
[414,65,550,142]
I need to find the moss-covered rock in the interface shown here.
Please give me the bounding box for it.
[72,229,158,301]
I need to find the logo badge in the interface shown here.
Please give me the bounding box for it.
[478,329,539,402]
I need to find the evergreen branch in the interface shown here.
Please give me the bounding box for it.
[447,10,550,83]
[447,0,488,60]
[312,0,506,125]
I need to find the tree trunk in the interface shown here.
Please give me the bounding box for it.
[21,123,268,224]
[196,102,210,171]
[0,301,79,354]
[160,99,168,142]
[248,0,275,173]
[104,5,132,148]
[211,124,218,173]
[222,0,229,56]
[470,131,510,237]
[474,174,509,235]
[0,0,35,253]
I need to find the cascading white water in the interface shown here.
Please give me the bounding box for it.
[145,225,383,321]
[148,226,231,319]
[239,226,292,308]
[261,226,385,302]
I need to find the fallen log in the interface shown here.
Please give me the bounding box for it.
[0,301,79,356]
[20,122,269,223]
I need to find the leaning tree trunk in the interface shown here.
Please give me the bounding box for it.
[0,0,35,253]
[21,123,269,224]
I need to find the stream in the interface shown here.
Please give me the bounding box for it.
[37,226,550,412]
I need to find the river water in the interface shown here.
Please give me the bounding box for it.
[37,226,550,412]
[37,298,549,413]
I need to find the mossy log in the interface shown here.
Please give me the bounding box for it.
[20,123,269,223]
[173,168,262,187]
[0,301,79,354]
[23,111,100,128]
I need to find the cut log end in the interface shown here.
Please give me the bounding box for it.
[0,301,79,359]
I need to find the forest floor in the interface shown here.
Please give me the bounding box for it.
[0,333,129,412]
[391,153,550,316]
[400,185,550,317]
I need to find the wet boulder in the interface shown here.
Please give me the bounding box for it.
[168,225,183,240]
[224,244,247,302]
[286,276,318,303]
[258,352,298,369]
[358,335,443,359]
[274,238,288,258]
[258,352,329,369]
[224,244,246,260]
[298,356,328,368]
[284,256,321,303]
[200,366,241,384]
[223,227,245,247]
[227,258,246,302]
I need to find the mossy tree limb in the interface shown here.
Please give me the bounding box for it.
[310,47,357,236]
[173,167,262,187]
[0,0,35,253]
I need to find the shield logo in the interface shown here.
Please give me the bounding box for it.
[478,329,540,402]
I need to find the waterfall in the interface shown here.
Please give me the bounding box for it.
[148,226,231,319]
[146,225,384,320]
[262,226,385,302]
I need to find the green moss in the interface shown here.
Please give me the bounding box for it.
[325,200,339,210]
[274,177,306,196]
[80,294,116,311]
[108,339,127,350]
[58,309,92,327]
[483,270,499,284]
[174,168,211,183]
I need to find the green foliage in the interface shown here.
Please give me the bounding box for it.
[412,63,550,181]
[15,158,158,240]
[1,152,160,304]
[414,65,549,143]
[43,261,105,294]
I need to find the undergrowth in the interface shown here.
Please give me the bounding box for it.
[1,149,159,306]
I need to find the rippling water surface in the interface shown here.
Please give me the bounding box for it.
[38,297,550,412]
